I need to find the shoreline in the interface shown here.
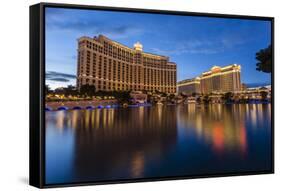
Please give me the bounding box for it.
[45,100,271,112]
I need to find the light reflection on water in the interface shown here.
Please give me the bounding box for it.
[46,104,272,184]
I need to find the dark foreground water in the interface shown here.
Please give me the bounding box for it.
[45,104,272,185]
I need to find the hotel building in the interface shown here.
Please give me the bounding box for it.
[177,64,242,94]
[77,35,177,93]
[177,77,201,95]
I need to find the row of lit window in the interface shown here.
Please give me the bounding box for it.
[82,51,176,72]
[81,41,177,69]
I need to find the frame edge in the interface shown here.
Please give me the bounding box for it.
[29,3,44,188]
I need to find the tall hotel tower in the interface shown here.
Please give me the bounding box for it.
[77,35,177,93]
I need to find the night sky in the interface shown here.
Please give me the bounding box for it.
[45,7,272,90]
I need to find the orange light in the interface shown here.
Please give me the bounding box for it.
[212,123,224,152]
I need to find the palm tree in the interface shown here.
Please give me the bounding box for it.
[64,85,77,96]
[117,91,131,104]
[256,45,272,73]
[203,95,210,104]
[45,84,51,94]
[260,91,268,101]
[222,92,233,103]
[80,84,96,97]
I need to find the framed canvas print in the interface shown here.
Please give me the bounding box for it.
[29,2,274,188]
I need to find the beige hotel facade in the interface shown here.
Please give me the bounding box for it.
[77,35,177,93]
[177,64,242,95]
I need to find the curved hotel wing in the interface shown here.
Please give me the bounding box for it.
[177,64,242,95]
[77,35,177,93]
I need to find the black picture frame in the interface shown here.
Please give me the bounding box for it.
[30,2,274,188]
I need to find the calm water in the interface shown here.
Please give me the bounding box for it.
[45,104,272,184]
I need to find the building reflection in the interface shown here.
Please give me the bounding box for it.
[60,107,178,181]
[176,104,270,155]
[55,111,65,130]
[46,103,271,183]
[130,151,145,178]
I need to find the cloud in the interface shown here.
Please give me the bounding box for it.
[47,18,101,31]
[46,12,143,39]
[46,71,76,89]
[221,35,247,48]
[46,54,77,64]
[48,78,70,82]
[150,35,248,56]
[151,39,224,56]
[46,71,76,79]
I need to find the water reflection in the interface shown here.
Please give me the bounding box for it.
[46,104,272,184]
[177,104,249,154]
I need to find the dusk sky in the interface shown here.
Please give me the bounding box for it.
[45,7,271,90]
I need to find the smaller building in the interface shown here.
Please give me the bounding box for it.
[177,64,242,95]
[177,77,201,95]
[200,64,241,94]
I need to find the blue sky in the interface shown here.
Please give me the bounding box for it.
[45,7,271,89]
